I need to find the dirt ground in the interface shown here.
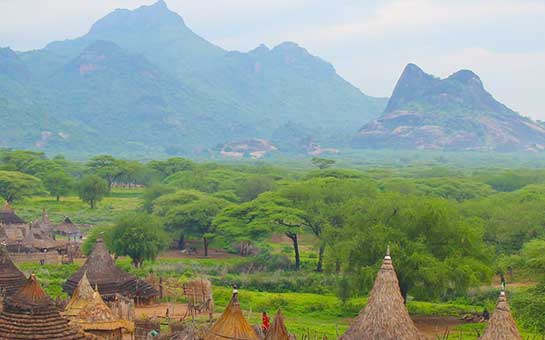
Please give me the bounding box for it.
[413,315,481,339]
[134,302,190,319]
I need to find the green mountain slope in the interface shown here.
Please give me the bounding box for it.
[353,64,545,151]
[0,1,385,157]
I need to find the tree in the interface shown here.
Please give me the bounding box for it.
[109,213,168,267]
[154,190,227,256]
[40,170,74,201]
[235,175,276,202]
[311,157,335,169]
[147,157,195,179]
[334,193,492,301]
[78,175,109,208]
[87,155,123,189]
[0,171,44,203]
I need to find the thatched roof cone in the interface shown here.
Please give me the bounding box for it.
[480,291,522,340]
[76,289,134,333]
[0,203,24,225]
[0,274,86,339]
[0,245,26,296]
[205,290,259,340]
[63,239,158,300]
[264,310,289,340]
[64,271,95,319]
[340,249,422,340]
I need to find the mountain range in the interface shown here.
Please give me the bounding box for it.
[352,64,545,152]
[0,0,385,158]
[2,0,544,157]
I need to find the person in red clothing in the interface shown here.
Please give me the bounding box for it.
[261,311,271,332]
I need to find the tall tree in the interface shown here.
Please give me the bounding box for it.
[40,170,74,201]
[78,175,109,208]
[87,155,123,189]
[110,213,168,267]
[154,190,228,256]
[0,171,44,203]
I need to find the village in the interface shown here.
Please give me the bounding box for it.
[0,203,521,340]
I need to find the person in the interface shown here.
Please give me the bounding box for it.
[262,311,271,332]
[483,308,490,321]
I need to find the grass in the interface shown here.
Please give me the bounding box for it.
[12,188,144,226]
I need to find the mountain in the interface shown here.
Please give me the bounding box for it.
[1,1,385,157]
[353,64,545,152]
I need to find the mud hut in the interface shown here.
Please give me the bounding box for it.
[205,289,259,340]
[264,310,290,340]
[53,217,82,241]
[0,245,26,298]
[340,247,422,340]
[0,273,86,339]
[63,239,158,304]
[480,290,522,340]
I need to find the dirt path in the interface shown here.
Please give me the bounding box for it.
[134,302,190,319]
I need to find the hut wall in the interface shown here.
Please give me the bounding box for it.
[9,251,61,264]
[108,296,135,321]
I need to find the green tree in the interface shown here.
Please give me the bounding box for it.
[78,175,109,208]
[311,157,335,169]
[235,175,276,202]
[147,157,195,179]
[0,171,44,203]
[154,190,227,256]
[40,170,74,201]
[87,155,123,189]
[110,213,168,267]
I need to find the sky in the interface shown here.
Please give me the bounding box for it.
[1,0,544,119]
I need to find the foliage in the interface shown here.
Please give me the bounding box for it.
[40,170,74,201]
[109,212,168,267]
[311,157,335,169]
[0,170,44,202]
[78,175,109,208]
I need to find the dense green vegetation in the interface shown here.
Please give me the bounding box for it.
[2,148,545,336]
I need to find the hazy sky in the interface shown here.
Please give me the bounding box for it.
[1,0,544,119]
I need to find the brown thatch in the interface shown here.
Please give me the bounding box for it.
[0,246,27,296]
[63,239,158,301]
[19,226,64,251]
[75,289,134,333]
[0,203,24,226]
[480,291,522,340]
[184,278,214,314]
[340,248,422,340]
[0,273,86,339]
[204,290,259,340]
[264,310,289,340]
[54,217,81,235]
[63,272,96,319]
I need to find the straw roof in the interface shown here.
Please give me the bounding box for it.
[0,246,27,296]
[0,274,86,339]
[54,217,81,235]
[340,248,422,340]
[20,226,62,251]
[63,272,96,319]
[0,203,24,225]
[204,290,259,340]
[76,289,134,332]
[63,239,158,300]
[264,310,289,340]
[480,291,522,340]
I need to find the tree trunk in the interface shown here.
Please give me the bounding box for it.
[56,195,60,201]
[285,232,300,271]
[90,200,95,209]
[203,237,209,257]
[400,286,408,304]
[316,244,325,272]
[178,234,185,250]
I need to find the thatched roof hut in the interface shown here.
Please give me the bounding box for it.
[63,272,95,319]
[0,203,24,226]
[0,246,26,297]
[16,226,64,252]
[480,290,522,340]
[204,290,259,340]
[340,248,422,340]
[63,239,158,302]
[264,310,289,340]
[0,274,86,339]
[54,217,81,236]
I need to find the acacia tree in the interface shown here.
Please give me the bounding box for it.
[87,155,123,189]
[153,190,228,256]
[40,170,74,201]
[78,175,109,208]
[110,213,168,267]
[0,170,44,203]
